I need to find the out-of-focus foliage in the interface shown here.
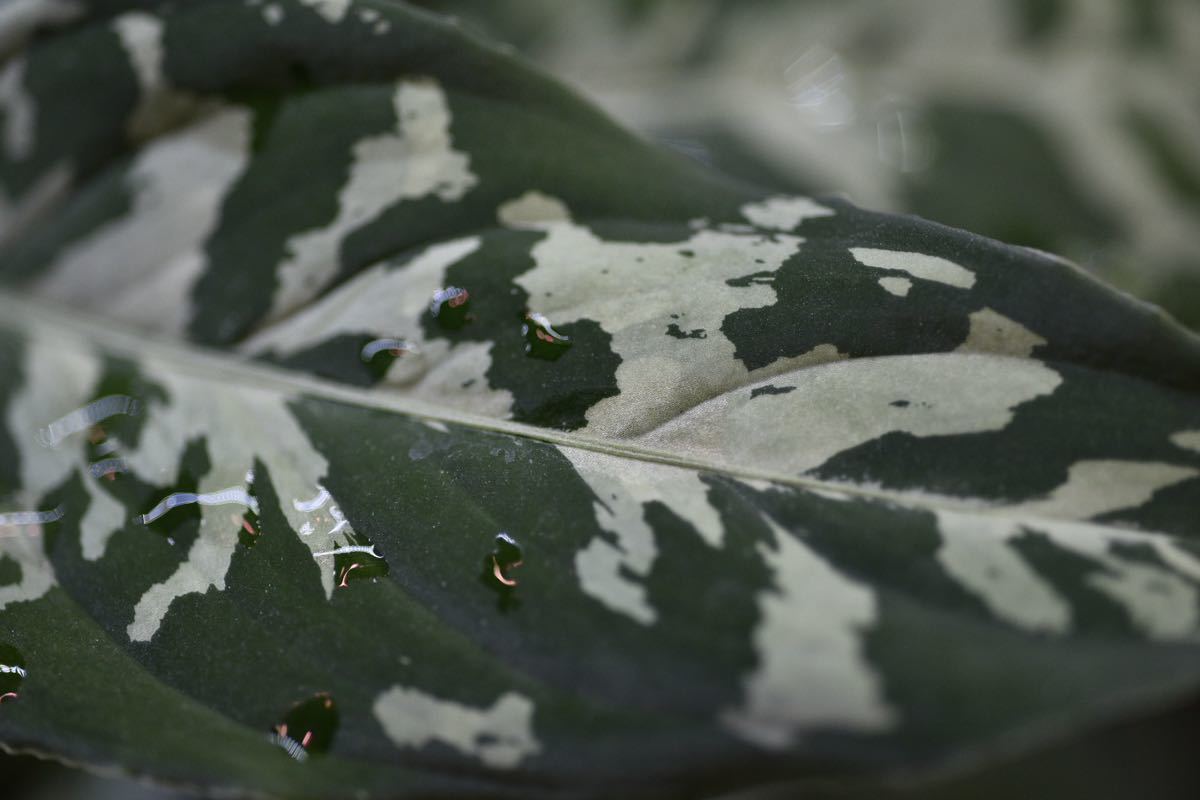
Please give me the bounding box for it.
[418,0,1200,329]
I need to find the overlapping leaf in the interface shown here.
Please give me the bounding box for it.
[2,1,1200,798]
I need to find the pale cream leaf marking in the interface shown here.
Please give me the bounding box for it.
[850,247,976,289]
[638,353,1061,475]
[1029,519,1200,641]
[1169,430,1200,454]
[35,108,253,335]
[513,203,829,438]
[0,58,33,160]
[722,515,894,748]
[246,237,515,418]
[938,509,1200,640]
[112,11,200,140]
[268,80,477,320]
[936,511,1070,633]
[497,191,570,228]
[956,308,1046,358]
[877,276,911,297]
[0,0,83,61]
[299,0,352,23]
[741,196,834,230]
[1005,460,1198,521]
[562,447,723,625]
[373,687,540,769]
[124,357,332,642]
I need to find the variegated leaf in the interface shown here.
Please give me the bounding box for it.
[1,1,1199,797]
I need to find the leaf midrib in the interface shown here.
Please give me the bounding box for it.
[1,289,1188,541]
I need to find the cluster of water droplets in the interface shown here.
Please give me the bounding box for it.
[59,395,137,492]
[292,486,388,589]
[427,286,572,360]
[1,394,145,537]
[3,329,543,754]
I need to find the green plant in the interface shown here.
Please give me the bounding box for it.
[1,2,1198,798]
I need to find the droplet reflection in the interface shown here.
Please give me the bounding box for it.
[311,530,389,588]
[138,486,258,525]
[37,395,140,448]
[89,457,128,482]
[293,486,331,514]
[360,338,418,362]
[522,312,571,360]
[0,506,64,530]
[0,642,27,704]
[237,474,263,548]
[270,693,338,761]
[482,532,523,611]
[429,286,472,330]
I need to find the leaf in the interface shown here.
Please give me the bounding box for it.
[1,1,1199,797]
[408,0,1200,332]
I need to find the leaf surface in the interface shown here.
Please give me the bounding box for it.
[2,1,1200,797]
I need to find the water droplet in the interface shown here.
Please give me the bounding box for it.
[270,693,338,761]
[429,286,472,330]
[0,642,27,703]
[310,526,388,588]
[237,475,263,548]
[0,506,64,530]
[522,312,571,360]
[138,485,258,526]
[293,486,331,514]
[360,338,417,362]
[37,395,140,448]
[332,531,389,588]
[89,457,128,482]
[482,532,523,611]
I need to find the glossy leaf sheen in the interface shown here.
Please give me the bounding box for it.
[1,2,1199,798]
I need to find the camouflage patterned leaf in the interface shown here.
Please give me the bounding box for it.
[2,1,1200,797]
[410,0,1200,331]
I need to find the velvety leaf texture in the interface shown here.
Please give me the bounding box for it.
[1,1,1199,798]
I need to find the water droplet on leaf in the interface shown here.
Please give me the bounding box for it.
[430,286,472,330]
[270,693,338,761]
[138,485,258,526]
[89,457,128,482]
[482,532,523,611]
[0,506,64,529]
[360,338,417,362]
[522,312,571,360]
[0,642,27,703]
[311,529,389,588]
[37,395,140,448]
[237,475,263,548]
